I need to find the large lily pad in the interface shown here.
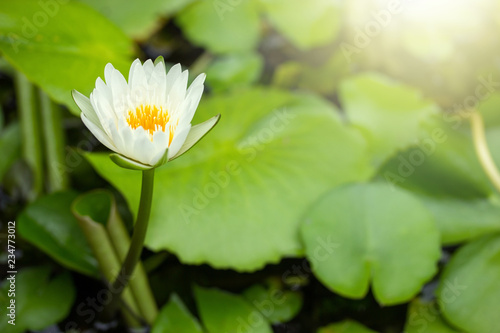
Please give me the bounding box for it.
[300,183,440,305]
[86,88,373,271]
[77,0,195,40]
[0,0,134,115]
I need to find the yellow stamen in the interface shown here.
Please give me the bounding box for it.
[127,105,172,142]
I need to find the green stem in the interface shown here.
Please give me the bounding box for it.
[470,111,500,193]
[107,198,158,324]
[111,168,155,302]
[39,89,69,192]
[15,72,43,200]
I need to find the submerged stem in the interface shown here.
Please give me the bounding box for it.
[39,89,68,192]
[15,72,43,200]
[470,111,500,193]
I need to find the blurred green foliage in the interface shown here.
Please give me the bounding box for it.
[17,191,99,276]
[0,266,75,333]
[1,0,500,332]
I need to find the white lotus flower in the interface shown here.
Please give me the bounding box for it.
[72,57,219,170]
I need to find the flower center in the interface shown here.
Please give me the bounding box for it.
[127,104,172,141]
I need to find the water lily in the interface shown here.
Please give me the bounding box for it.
[72,57,219,170]
[71,58,219,320]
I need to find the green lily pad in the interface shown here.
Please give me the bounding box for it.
[86,88,373,271]
[404,299,460,333]
[77,0,196,40]
[0,266,75,333]
[176,0,260,54]
[437,234,500,333]
[259,0,342,49]
[152,294,203,333]
[0,0,134,115]
[194,286,272,333]
[379,115,491,199]
[242,284,302,324]
[339,73,439,167]
[300,182,440,305]
[206,53,263,92]
[378,114,500,245]
[420,195,500,245]
[17,191,99,277]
